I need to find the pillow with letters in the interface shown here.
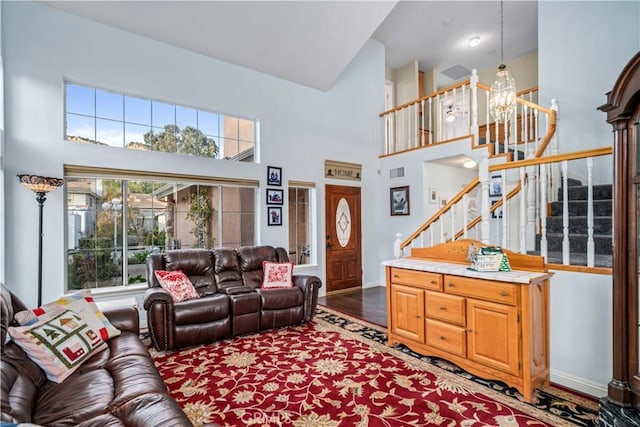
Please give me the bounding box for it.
[154,270,200,302]
[261,261,294,289]
[14,289,120,341]
[9,307,107,383]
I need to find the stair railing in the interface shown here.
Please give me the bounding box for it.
[471,147,613,268]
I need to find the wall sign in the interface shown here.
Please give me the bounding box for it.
[324,160,362,181]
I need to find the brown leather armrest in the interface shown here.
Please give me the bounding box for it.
[103,305,140,335]
[143,287,174,309]
[293,274,322,290]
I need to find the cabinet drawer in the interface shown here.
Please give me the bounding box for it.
[390,268,442,291]
[444,275,517,306]
[425,291,466,326]
[426,319,466,357]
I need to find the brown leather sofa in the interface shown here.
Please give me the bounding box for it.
[144,245,322,351]
[0,283,192,426]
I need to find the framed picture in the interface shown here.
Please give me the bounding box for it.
[441,198,448,207]
[267,207,282,226]
[267,166,282,186]
[266,188,284,205]
[491,199,503,219]
[490,174,502,197]
[429,187,438,204]
[390,186,410,216]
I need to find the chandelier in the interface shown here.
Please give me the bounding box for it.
[489,0,516,123]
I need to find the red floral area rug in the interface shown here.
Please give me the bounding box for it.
[151,314,583,427]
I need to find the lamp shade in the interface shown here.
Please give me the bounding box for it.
[17,174,65,193]
[489,64,516,123]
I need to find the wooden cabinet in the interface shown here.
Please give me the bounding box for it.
[385,240,551,402]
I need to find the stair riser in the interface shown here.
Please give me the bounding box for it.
[545,217,612,234]
[536,234,612,255]
[557,185,612,201]
[550,200,612,217]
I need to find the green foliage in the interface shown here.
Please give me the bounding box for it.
[144,229,166,247]
[128,250,150,265]
[67,249,114,290]
[144,125,218,158]
[186,189,213,248]
[128,274,146,284]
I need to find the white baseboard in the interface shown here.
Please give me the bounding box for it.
[550,369,607,397]
[363,281,385,289]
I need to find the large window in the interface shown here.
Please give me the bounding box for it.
[66,171,256,290]
[288,182,315,265]
[65,83,256,161]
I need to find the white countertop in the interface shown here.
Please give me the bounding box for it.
[382,257,551,284]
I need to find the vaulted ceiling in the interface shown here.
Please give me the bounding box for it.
[43,1,537,91]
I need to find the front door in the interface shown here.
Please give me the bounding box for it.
[325,185,362,293]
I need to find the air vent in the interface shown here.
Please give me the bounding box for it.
[390,167,405,179]
[441,65,471,80]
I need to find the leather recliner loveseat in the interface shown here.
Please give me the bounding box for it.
[144,245,322,351]
[0,283,192,426]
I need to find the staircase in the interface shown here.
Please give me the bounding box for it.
[533,178,613,267]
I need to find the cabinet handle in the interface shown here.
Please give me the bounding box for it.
[393,274,400,278]
[430,280,437,285]
[415,315,421,319]
[440,336,446,340]
[448,283,455,288]
[467,328,473,333]
[439,306,447,311]
[500,291,509,297]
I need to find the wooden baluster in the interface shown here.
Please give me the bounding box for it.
[480,151,490,244]
[428,97,433,145]
[394,233,403,258]
[486,94,491,147]
[561,160,570,264]
[587,157,595,267]
[526,148,537,250]
[413,103,418,148]
[471,69,479,143]
[436,93,441,143]
[421,100,426,146]
[462,194,469,239]
[429,224,434,246]
[519,165,526,253]
[502,171,508,248]
[450,207,455,243]
[540,163,548,260]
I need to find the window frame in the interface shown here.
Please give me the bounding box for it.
[287,181,316,267]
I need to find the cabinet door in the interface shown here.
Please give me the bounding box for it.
[467,299,520,376]
[390,284,425,343]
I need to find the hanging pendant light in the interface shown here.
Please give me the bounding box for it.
[489,0,516,123]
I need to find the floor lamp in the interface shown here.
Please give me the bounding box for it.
[18,174,64,307]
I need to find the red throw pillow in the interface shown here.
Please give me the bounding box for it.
[154,270,200,302]
[262,261,294,289]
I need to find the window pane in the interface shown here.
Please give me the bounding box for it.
[198,111,220,137]
[238,118,255,142]
[221,138,240,159]
[176,105,197,130]
[149,126,178,153]
[223,116,239,140]
[177,127,218,158]
[66,84,95,116]
[66,113,95,143]
[152,101,175,128]
[96,118,124,147]
[238,140,255,162]
[96,89,123,121]
[288,187,311,265]
[125,123,151,150]
[125,96,151,125]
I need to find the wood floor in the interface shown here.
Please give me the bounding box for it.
[317,286,387,327]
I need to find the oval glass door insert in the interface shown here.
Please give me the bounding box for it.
[336,198,351,247]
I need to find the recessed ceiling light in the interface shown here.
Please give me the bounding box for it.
[468,36,481,47]
[463,159,477,169]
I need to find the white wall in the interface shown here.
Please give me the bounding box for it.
[2,1,386,304]
[393,60,419,105]
[536,0,639,396]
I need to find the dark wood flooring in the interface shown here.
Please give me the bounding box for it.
[317,286,387,327]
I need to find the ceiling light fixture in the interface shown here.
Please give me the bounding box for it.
[463,159,477,169]
[446,106,456,122]
[489,0,516,123]
[468,36,481,47]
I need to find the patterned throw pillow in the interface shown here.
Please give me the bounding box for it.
[154,270,200,302]
[8,308,107,383]
[14,290,121,341]
[262,261,294,289]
